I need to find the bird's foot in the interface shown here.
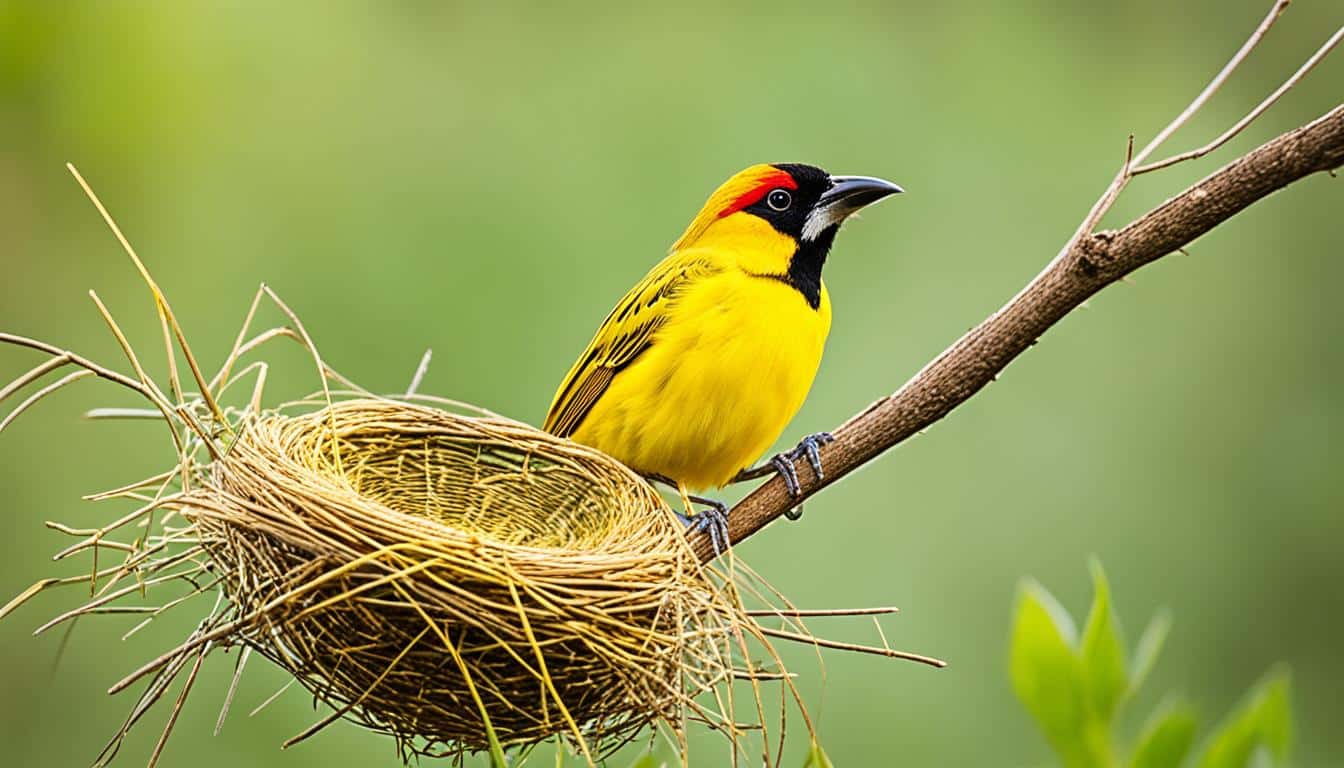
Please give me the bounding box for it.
[675,495,730,555]
[770,431,835,498]
[729,432,835,521]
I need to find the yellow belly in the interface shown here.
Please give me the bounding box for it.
[569,269,831,490]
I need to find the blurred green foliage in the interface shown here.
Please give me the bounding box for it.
[1,1,1340,766]
[803,741,837,768]
[1011,561,1293,768]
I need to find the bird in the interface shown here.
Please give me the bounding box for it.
[543,163,902,550]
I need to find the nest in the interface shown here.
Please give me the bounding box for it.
[191,399,717,755]
[5,381,780,765]
[0,178,937,767]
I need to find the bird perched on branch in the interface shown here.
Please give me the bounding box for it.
[544,163,901,550]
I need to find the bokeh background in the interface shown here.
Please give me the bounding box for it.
[1,1,1340,765]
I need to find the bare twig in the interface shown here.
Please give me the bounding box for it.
[1067,0,1293,250]
[753,625,946,668]
[743,607,899,618]
[67,164,231,433]
[0,333,150,399]
[407,349,433,397]
[147,642,209,768]
[0,355,71,404]
[0,370,94,436]
[1134,26,1344,174]
[85,408,167,420]
[1131,0,1290,168]
[214,646,252,736]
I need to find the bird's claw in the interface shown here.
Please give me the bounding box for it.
[676,499,730,555]
[770,453,801,497]
[797,431,835,479]
[771,432,835,497]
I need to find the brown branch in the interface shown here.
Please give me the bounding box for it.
[694,102,1344,562]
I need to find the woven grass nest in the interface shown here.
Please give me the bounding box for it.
[0,205,934,766]
[3,356,765,765]
[198,400,711,754]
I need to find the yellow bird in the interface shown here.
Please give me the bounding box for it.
[544,163,901,548]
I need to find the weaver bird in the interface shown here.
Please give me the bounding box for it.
[544,163,901,550]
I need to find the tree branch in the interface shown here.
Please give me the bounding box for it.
[693,102,1344,562]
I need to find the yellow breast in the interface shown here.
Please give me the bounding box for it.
[569,265,831,490]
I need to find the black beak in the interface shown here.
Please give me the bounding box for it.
[802,174,903,240]
[818,175,904,210]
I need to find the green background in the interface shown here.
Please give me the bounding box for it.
[1,1,1340,765]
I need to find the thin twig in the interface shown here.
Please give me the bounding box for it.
[86,290,190,463]
[215,646,252,736]
[67,163,231,433]
[407,348,433,397]
[1066,1,1291,253]
[84,408,168,420]
[0,370,93,436]
[249,678,298,718]
[147,642,209,768]
[1135,26,1344,174]
[743,607,899,618]
[753,626,946,668]
[0,333,150,401]
[208,284,268,394]
[1132,0,1290,167]
[259,285,344,472]
[0,355,71,404]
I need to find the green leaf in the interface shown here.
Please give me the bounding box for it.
[1196,668,1293,768]
[1130,700,1199,768]
[1130,609,1172,696]
[803,741,835,768]
[1080,558,1128,723]
[624,754,664,768]
[1010,579,1091,767]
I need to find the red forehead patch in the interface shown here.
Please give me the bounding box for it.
[716,170,798,219]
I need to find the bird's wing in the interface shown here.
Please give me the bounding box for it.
[544,250,721,438]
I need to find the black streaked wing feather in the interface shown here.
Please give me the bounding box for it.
[544,252,720,438]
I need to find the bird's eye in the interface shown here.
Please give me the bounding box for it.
[766,188,792,211]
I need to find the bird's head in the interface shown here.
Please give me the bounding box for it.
[670,163,902,275]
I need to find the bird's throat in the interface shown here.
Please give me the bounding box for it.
[786,226,837,310]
